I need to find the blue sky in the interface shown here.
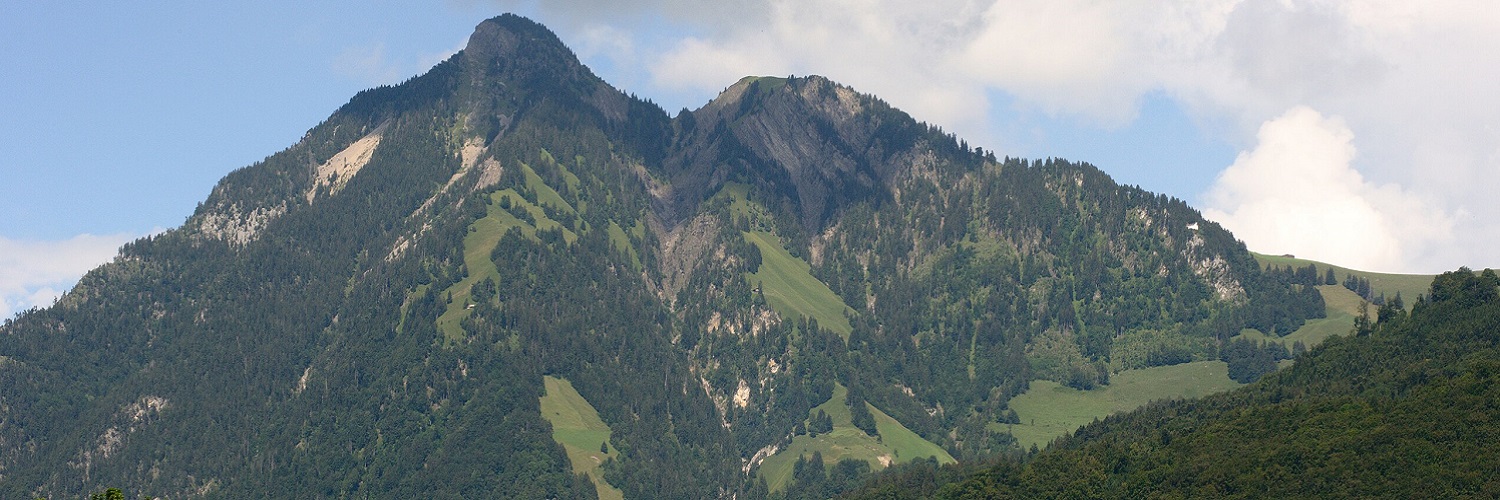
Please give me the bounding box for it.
[3,1,1497,316]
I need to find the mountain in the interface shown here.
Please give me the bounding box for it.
[846,268,1500,498]
[0,15,1324,499]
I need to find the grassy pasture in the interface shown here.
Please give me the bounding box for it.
[606,221,642,270]
[744,231,854,337]
[520,160,577,215]
[1237,285,1363,350]
[536,149,582,193]
[435,187,576,342]
[758,384,954,492]
[710,183,855,337]
[1004,361,1242,450]
[396,284,430,335]
[539,376,624,500]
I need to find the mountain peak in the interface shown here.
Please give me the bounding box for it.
[464,14,553,57]
[461,14,588,84]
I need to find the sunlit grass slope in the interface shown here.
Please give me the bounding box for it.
[437,175,577,342]
[1253,252,1433,304]
[744,231,854,337]
[540,376,624,500]
[1004,361,1242,450]
[759,384,954,492]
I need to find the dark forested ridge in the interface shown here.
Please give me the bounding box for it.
[2,14,1328,499]
[844,268,1500,499]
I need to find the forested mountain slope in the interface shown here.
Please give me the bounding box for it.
[847,268,1500,498]
[1,15,1323,499]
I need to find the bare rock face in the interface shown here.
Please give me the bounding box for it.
[660,76,903,232]
[191,199,286,246]
[306,127,384,204]
[658,213,722,302]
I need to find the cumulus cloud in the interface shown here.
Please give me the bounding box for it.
[0,233,137,319]
[1203,107,1453,272]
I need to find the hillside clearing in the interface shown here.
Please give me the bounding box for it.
[1253,252,1432,303]
[1004,361,1242,450]
[758,383,953,492]
[539,376,624,500]
[436,187,577,343]
[744,231,854,337]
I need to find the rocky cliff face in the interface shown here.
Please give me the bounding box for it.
[661,75,914,231]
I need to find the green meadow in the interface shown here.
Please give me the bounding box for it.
[1004,361,1242,450]
[1011,280,1385,451]
[539,376,623,500]
[436,167,578,343]
[758,383,954,492]
[1010,272,1416,451]
[1236,285,1365,352]
[744,230,854,337]
[709,183,854,337]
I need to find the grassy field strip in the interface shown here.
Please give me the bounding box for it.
[539,376,623,500]
[1318,284,1368,317]
[1281,285,1363,347]
[714,184,853,335]
[537,149,582,193]
[503,189,578,243]
[743,231,854,337]
[1239,315,1354,351]
[870,404,953,467]
[435,188,576,342]
[435,195,515,342]
[605,221,641,270]
[396,284,430,335]
[719,183,760,222]
[758,384,953,492]
[1253,252,1433,303]
[520,160,576,215]
[1004,361,1242,450]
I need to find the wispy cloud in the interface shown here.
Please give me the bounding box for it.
[333,41,463,87]
[0,232,140,318]
[332,42,404,85]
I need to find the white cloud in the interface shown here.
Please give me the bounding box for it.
[1202,106,1453,272]
[652,37,779,93]
[958,0,1144,125]
[0,233,138,319]
[643,0,1004,140]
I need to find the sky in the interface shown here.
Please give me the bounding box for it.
[3,1,1498,317]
